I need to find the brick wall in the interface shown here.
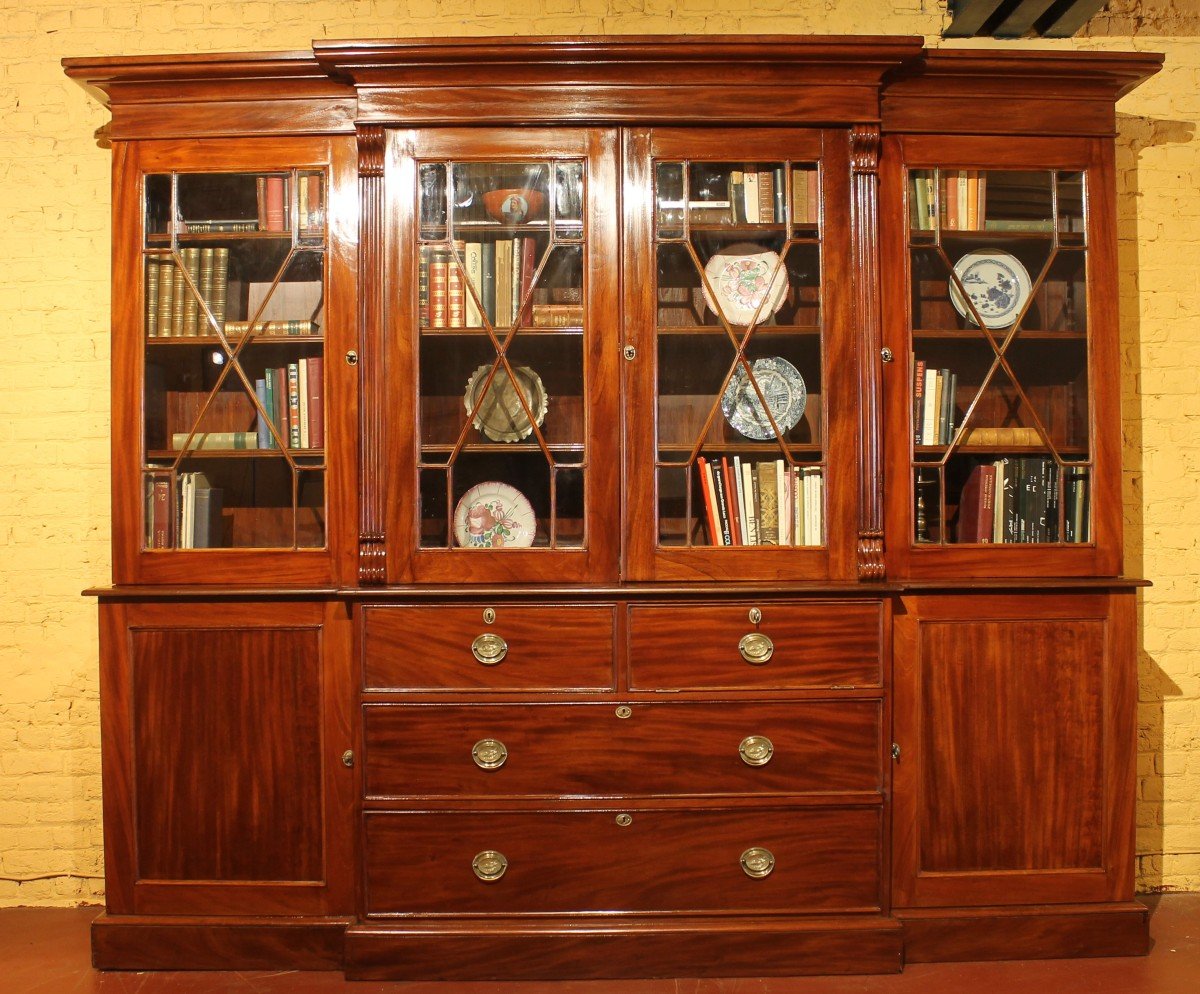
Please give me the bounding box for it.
[0,1,1195,906]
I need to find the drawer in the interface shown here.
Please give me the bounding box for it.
[361,604,615,691]
[365,806,882,915]
[363,700,882,798]
[628,601,883,690]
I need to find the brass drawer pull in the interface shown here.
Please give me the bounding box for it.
[471,632,508,665]
[471,738,508,770]
[738,632,774,664]
[740,847,775,879]
[739,735,774,766]
[472,850,508,882]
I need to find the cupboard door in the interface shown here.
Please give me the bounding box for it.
[624,128,857,581]
[891,592,1136,907]
[98,600,355,916]
[385,128,621,583]
[113,137,358,585]
[882,135,1121,579]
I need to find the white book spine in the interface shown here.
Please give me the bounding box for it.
[744,170,760,223]
[922,368,938,446]
[793,466,803,546]
[811,469,823,545]
[465,241,483,327]
[732,457,747,545]
[741,462,758,545]
[774,460,788,546]
[299,358,310,449]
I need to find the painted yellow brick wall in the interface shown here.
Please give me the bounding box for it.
[0,0,1194,907]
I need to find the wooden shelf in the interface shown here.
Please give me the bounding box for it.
[657,324,821,336]
[658,222,820,237]
[909,228,1085,246]
[146,448,325,460]
[146,230,324,244]
[914,444,1088,457]
[657,443,823,456]
[419,442,584,454]
[147,334,324,346]
[912,328,1085,340]
[420,326,582,336]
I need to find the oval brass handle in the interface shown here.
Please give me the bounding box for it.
[472,738,508,770]
[739,735,774,766]
[471,632,508,665]
[740,847,776,879]
[472,850,508,882]
[738,632,774,665]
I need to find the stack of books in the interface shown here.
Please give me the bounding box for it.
[913,360,958,445]
[420,238,551,329]
[956,459,1089,544]
[696,456,823,547]
[144,471,223,549]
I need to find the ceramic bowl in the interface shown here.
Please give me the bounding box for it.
[482,188,546,224]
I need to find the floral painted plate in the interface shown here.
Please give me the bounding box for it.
[948,248,1033,329]
[701,242,789,325]
[453,482,537,549]
[721,356,807,440]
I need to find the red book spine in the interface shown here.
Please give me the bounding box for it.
[447,241,465,328]
[306,356,324,449]
[519,237,537,325]
[429,251,449,328]
[977,464,997,544]
[696,457,720,547]
[265,176,286,232]
[722,457,742,545]
[152,478,171,549]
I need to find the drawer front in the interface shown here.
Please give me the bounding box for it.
[364,700,882,798]
[365,807,882,915]
[628,601,883,690]
[361,604,615,691]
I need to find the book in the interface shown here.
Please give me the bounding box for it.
[519,237,537,325]
[806,467,823,545]
[156,261,175,336]
[481,241,497,324]
[263,373,278,449]
[966,171,979,229]
[984,218,1056,232]
[772,166,785,222]
[264,175,286,231]
[447,240,466,328]
[272,366,287,446]
[756,461,778,544]
[418,245,431,327]
[722,458,742,545]
[197,247,216,333]
[211,248,230,329]
[775,460,790,546]
[149,477,171,548]
[913,359,926,443]
[940,370,955,445]
[306,356,324,449]
[740,459,758,545]
[464,241,483,326]
[192,476,224,549]
[530,304,584,327]
[495,239,513,328]
[255,378,271,449]
[696,457,721,546]
[958,464,996,543]
[757,170,775,224]
[170,258,187,336]
[429,249,449,327]
[743,170,760,223]
[921,367,938,445]
[145,260,161,337]
[913,175,930,231]
[710,459,733,546]
[298,359,310,448]
[171,431,257,450]
[224,320,318,337]
[287,362,301,448]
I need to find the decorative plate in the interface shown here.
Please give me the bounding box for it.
[701,242,789,325]
[721,357,807,440]
[463,364,548,443]
[948,248,1033,329]
[453,482,537,549]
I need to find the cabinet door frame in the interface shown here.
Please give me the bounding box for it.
[381,127,622,584]
[111,137,359,586]
[98,599,356,916]
[891,591,1136,908]
[880,134,1121,579]
[623,126,858,582]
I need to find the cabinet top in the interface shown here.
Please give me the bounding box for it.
[64,36,1161,140]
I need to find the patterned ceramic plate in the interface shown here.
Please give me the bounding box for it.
[721,356,807,440]
[464,364,548,443]
[948,248,1033,329]
[701,242,789,325]
[453,481,536,549]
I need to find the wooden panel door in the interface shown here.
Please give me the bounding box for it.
[892,591,1136,907]
[98,599,355,916]
[623,127,857,581]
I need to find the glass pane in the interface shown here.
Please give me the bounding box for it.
[907,166,1090,548]
[654,157,824,549]
[142,171,328,551]
[415,158,587,551]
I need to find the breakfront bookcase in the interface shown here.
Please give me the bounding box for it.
[65,38,1161,979]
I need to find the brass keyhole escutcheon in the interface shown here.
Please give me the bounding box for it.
[615,705,632,719]
[615,813,633,827]
[471,632,508,665]
[472,738,508,770]
[738,632,774,665]
[472,850,508,882]
[340,749,355,768]
[740,847,775,879]
[748,607,762,625]
[739,735,775,766]
[482,607,496,625]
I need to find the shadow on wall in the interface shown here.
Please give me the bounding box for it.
[1088,0,1200,37]
[1114,111,1194,893]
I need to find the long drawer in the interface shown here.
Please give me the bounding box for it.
[364,807,882,915]
[361,604,615,691]
[628,601,883,690]
[363,700,882,799]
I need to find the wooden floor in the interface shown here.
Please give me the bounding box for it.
[1,896,1197,992]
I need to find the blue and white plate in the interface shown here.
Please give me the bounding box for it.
[721,356,807,440]
[948,248,1032,329]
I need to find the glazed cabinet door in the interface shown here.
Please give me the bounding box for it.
[882,135,1120,578]
[97,600,356,916]
[891,592,1136,907]
[383,128,621,583]
[112,137,358,585]
[624,128,857,581]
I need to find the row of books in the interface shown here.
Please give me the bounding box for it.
[146,249,229,337]
[957,458,1089,544]
[912,171,988,231]
[173,175,324,234]
[255,358,325,450]
[913,360,958,446]
[657,167,821,227]
[696,456,824,547]
[421,239,558,329]
[144,472,223,549]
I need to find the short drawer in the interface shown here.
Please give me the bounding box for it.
[628,601,883,690]
[364,806,882,915]
[361,604,615,691]
[363,700,882,799]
